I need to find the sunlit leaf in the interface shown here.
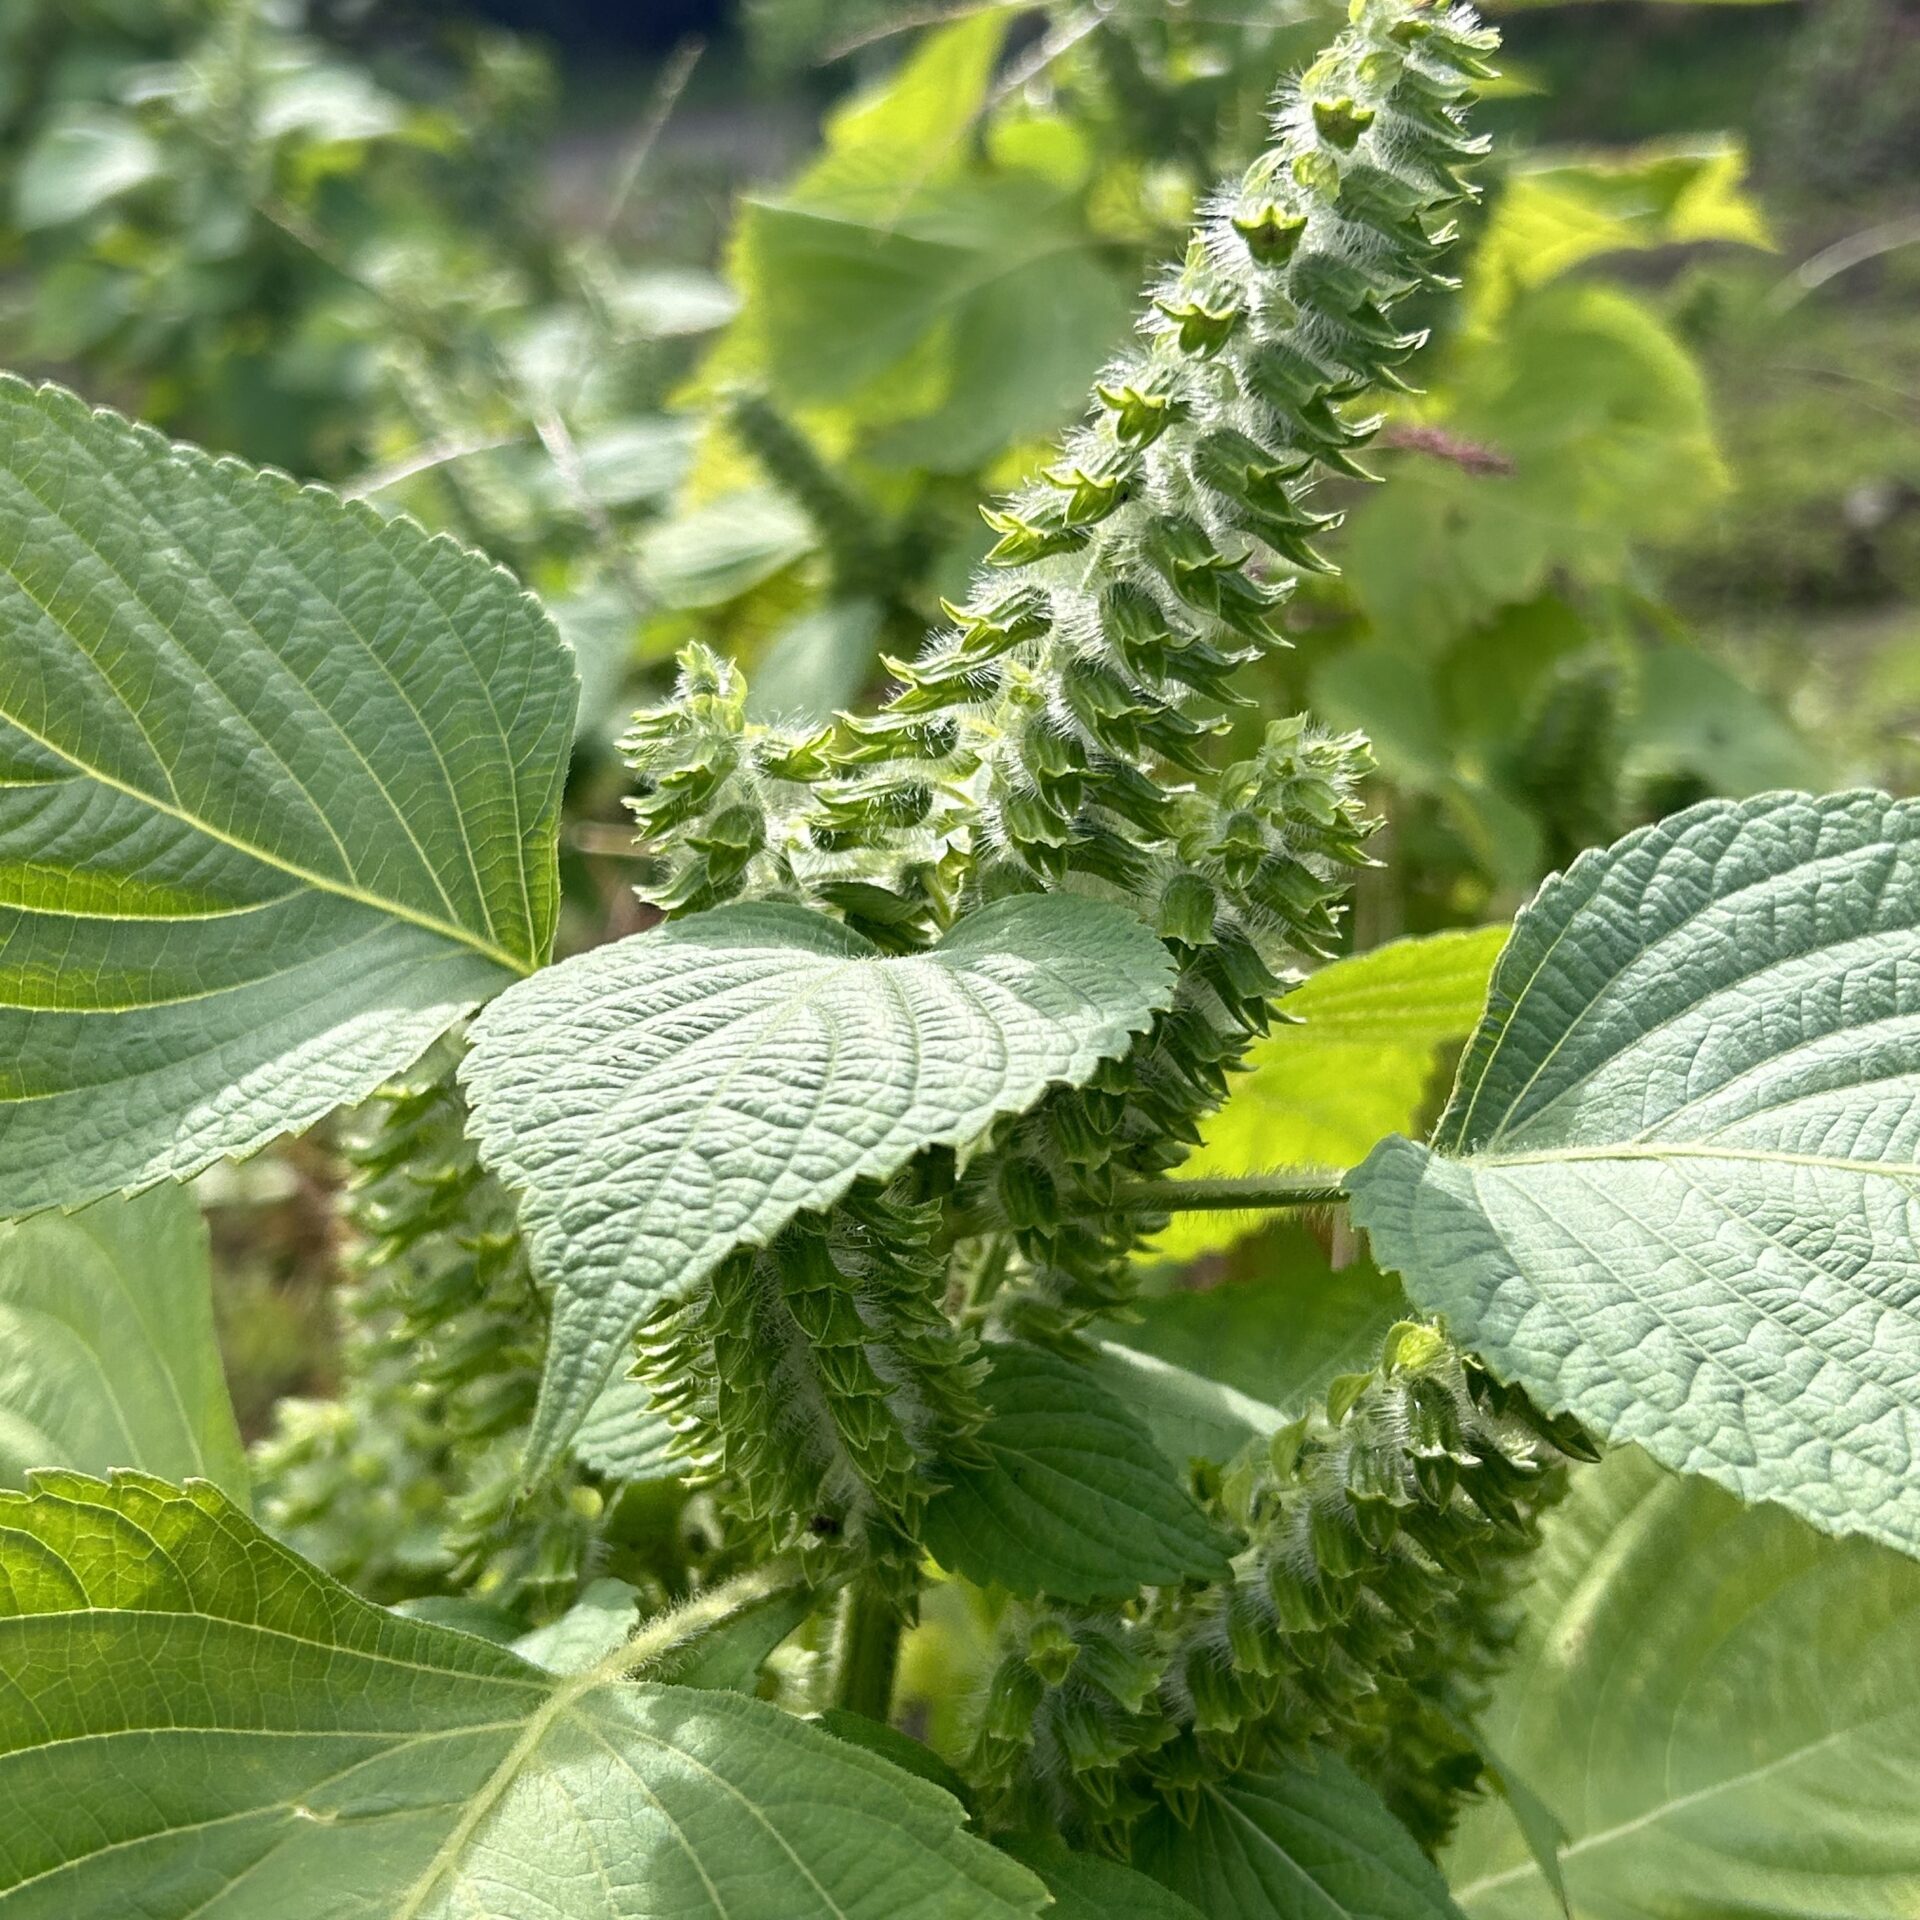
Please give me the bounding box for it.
[0,1188,246,1504]
[0,378,575,1216]
[464,894,1176,1471]
[1152,929,1506,1260]
[1352,791,1920,1557]
[0,1473,1046,1918]
[1448,1449,1920,1917]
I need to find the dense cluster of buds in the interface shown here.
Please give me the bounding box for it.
[967,1327,1592,1854]
[255,1047,608,1620]
[636,1177,987,1609]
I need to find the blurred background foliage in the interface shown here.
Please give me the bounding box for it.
[5,0,1914,1643]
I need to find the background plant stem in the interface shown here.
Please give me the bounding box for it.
[832,1580,903,1723]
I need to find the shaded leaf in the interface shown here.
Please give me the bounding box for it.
[0,377,575,1216]
[1112,1228,1407,1414]
[1133,1756,1466,1919]
[1447,1449,1920,1917]
[1351,791,1920,1557]
[0,1473,1046,1918]
[923,1345,1237,1602]
[820,1710,974,1806]
[1087,1341,1283,1469]
[0,1188,246,1504]
[464,894,1175,1472]
[999,1833,1207,1919]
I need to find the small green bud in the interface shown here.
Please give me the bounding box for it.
[1096,378,1187,447]
[1157,872,1219,947]
[1152,290,1242,357]
[1312,95,1375,150]
[1232,203,1309,265]
[1025,1617,1081,1687]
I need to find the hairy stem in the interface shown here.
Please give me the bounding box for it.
[619,1559,816,1681]
[832,1580,905,1723]
[1121,1172,1348,1213]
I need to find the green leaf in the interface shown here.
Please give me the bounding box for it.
[0,1473,1047,1919]
[0,1188,247,1505]
[1471,1734,1572,1920]
[1151,929,1506,1260]
[747,597,884,725]
[14,110,162,230]
[464,894,1175,1472]
[708,11,1130,473]
[820,1709,974,1806]
[571,1378,683,1484]
[999,1833,1207,1919]
[599,266,739,340]
[1624,642,1824,797]
[1344,285,1725,647]
[1109,1229,1407,1416]
[922,1345,1237,1603]
[1087,1342,1283,1469]
[739,180,1133,474]
[1350,791,1920,1557]
[648,1581,818,1693]
[1470,138,1771,325]
[1446,1449,1920,1918]
[0,377,576,1217]
[636,488,814,610]
[511,1577,641,1675]
[1133,1757,1466,1920]
[533,417,696,513]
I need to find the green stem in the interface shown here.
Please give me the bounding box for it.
[832,1580,903,1723]
[1120,1172,1348,1214]
[615,1558,814,1682]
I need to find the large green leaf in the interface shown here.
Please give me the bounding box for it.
[1446,1449,1920,1917]
[0,1188,246,1504]
[1151,929,1506,1260]
[0,377,576,1216]
[0,1472,1047,1919]
[707,12,1130,472]
[464,894,1175,1471]
[1133,1757,1466,1920]
[922,1345,1237,1603]
[1350,791,1920,1557]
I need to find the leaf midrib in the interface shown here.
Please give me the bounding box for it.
[0,702,532,979]
[3,413,510,954]
[1475,1143,1920,1182]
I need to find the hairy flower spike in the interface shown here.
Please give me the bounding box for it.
[966,1329,1577,1855]
[623,642,831,917]
[254,1043,607,1619]
[636,1179,988,1609]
